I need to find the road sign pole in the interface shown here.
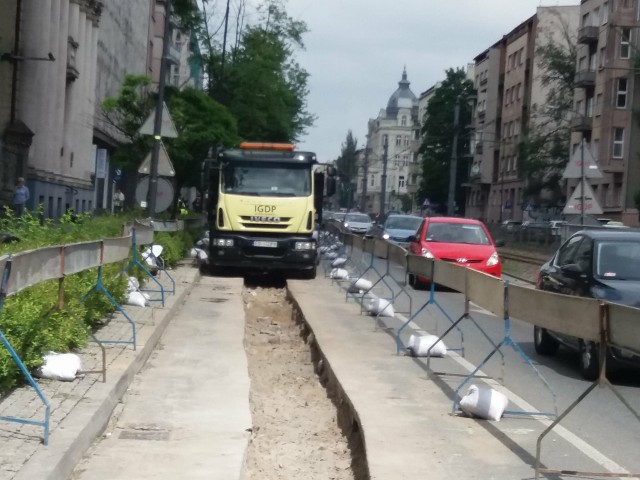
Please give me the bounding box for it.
[580,138,585,226]
[147,0,172,217]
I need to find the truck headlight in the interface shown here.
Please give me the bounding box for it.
[213,238,234,247]
[382,233,390,240]
[295,241,316,250]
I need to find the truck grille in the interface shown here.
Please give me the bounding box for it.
[239,216,291,229]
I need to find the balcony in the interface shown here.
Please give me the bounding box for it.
[578,25,599,44]
[574,70,596,88]
[166,43,181,65]
[570,115,593,132]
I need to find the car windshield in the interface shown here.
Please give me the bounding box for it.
[425,222,490,245]
[385,216,422,231]
[595,241,640,281]
[345,213,371,223]
[221,161,311,197]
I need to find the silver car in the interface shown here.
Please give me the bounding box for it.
[343,213,373,235]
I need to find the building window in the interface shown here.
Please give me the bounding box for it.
[404,135,409,146]
[612,127,624,158]
[370,175,375,187]
[395,135,401,146]
[599,47,606,68]
[399,176,405,188]
[402,154,409,166]
[382,135,387,146]
[620,28,631,59]
[401,116,407,126]
[616,77,628,108]
[602,2,608,24]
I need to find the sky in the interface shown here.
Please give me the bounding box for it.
[285,0,581,163]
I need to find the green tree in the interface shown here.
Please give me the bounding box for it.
[101,75,239,212]
[517,14,577,207]
[195,1,314,142]
[335,131,358,209]
[418,68,474,214]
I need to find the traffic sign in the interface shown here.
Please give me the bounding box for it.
[135,176,174,213]
[139,102,178,138]
[562,140,602,179]
[562,180,603,215]
[138,141,176,177]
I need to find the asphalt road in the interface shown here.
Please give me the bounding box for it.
[332,251,640,476]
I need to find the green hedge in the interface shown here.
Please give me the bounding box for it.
[0,210,191,392]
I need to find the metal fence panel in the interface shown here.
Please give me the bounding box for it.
[7,247,62,296]
[406,254,434,278]
[388,243,407,269]
[372,238,389,259]
[362,237,374,254]
[349,234,362,251]
[103,236,132,265]
[433,260,466,292]
[63,242,101,275]
[608,303,640,355]
[509,285,600,342]
[466,269,504,317]
[153,220,184,232]
[135,222,155,246]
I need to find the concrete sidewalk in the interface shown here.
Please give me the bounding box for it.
[0,264,204,480]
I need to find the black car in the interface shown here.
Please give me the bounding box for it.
[534,229,640,379]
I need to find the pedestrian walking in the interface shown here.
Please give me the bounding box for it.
[12,177,29,216]
[113,188,125,213]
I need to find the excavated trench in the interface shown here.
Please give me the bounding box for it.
[240,279,368,480]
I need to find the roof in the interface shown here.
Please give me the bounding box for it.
[425,216,485,225]
[219,148,318,165]
[385,68,417,118]
[575,229,640,241]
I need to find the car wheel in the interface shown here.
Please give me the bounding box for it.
[533,326,559,355]
[579,340,600,381]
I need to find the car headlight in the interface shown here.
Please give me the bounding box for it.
[421,247,434,258]
[343,222,349,228]
[213,238,234,247]
[294,241,315,250]
[486,251,499,267]
[382,233,390,240]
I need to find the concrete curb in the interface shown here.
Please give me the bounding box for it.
[14,267,201,480]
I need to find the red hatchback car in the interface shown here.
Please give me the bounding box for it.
[407,217,503,288]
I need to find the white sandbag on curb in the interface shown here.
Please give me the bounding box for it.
[348,278,373,293]
[329,268,349,280]
[366,298,395,317]
[331,257,347,268]
[142,244,164,266]
[35,352,82,381]
[459,385,509,421]
[189,247,200,258]
[126,291,148,307]
[196,249,208,260]
[407,334,447,357]
[127,276,140,293]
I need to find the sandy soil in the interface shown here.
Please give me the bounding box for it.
[240,286,358,480]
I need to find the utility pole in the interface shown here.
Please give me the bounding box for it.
[580,138,585,226]
[447,97,460,216]
[360,147,369,212]
[379,137,389,219]
[147,0,172,217]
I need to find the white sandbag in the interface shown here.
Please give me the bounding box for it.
[126,291,147,307]
[325,251,338,260]
[366,298,395,317]
[330,268,349,280]
[331,257,347,268]
[348,278,373,293]
[459,385,509,421]
[142,292,151,300]
[142,244,164,266]
[189,247,200,258]
[407,334,447,357]
[196,249,208,260]
[127,276,140,293]
[35,352,82,382]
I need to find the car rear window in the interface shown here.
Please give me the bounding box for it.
[425,222,490,245]
[345,214,371,223]
[385,216,422,230]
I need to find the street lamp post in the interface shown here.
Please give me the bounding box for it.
[379,137,389,219]
[580,137,585,226]
[447,97,460,216]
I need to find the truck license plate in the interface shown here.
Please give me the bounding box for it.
[253,240,278,248]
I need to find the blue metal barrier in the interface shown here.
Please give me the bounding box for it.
[125,227,165,307]
[0,257,51,445]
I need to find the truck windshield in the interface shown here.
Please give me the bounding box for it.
[222,161,311,197]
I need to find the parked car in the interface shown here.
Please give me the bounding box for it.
[342,212,374,235]
[407,217,503,288]
[501,220,522,233]
[369,214,423,247]
[548,220,567,237]
[534,229,640,379]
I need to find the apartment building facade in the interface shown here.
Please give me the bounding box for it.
[573,0,640,224]
[468,6,580,224]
